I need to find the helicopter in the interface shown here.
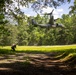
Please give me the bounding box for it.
[31,9,66,29]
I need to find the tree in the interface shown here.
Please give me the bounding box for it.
[0,0,76,46]
[32,0,71,13]
[69,0,76,14]
[56,14,75,44]
[0,0,72,21]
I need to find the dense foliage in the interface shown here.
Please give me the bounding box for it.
[0,0,76,46]
[0,13,76,46]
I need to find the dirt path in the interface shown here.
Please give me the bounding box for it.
[0,52,76,75]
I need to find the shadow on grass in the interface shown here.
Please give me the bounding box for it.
[0,48,76,75]
[0,49,16,54]
[0,61,76,75]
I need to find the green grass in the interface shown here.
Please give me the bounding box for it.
[0,45,76,54]
[0,45,76,64]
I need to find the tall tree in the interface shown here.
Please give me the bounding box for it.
[0,0,72,21]
[32,0,71,13]
[69,0,76,14]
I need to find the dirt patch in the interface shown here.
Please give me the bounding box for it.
[0,52,76,75]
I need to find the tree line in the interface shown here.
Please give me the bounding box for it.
[0,13,76,46]
[0,0,76,46]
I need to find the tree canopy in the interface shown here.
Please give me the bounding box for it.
[0,0,73,19]
[69,0,76,14]
[0,0,76,46]
[0,0,75,24]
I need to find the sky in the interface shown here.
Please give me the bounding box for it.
[21,0,74,19]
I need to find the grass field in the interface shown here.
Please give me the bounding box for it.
[0,45,76,53]
[0,45,76,62]
[0,45,76,75]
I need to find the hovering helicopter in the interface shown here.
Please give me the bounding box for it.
[31,9,66,29]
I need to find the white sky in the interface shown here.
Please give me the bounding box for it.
[20,1,74,19]
[40,7,64,19]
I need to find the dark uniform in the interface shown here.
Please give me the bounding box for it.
[11,44,16,51]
